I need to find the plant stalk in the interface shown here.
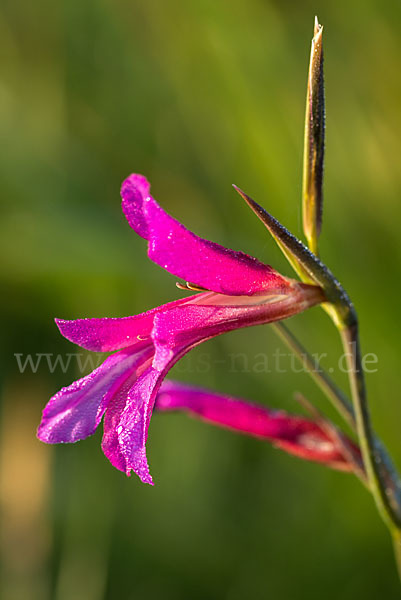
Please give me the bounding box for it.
[339,322,401,532]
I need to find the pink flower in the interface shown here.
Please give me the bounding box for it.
[156,381,359,472]
[37,174,324,484]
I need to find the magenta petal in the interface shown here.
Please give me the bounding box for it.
[37,347,150,444]
[121,173,290,296]
[115,367,161,484]
[121,174,151,239]
[106,332,199,484]
[102,393,128,474]
[102,363,167,484]
[101,348,155,476]
[155,381,355,471]
[55,296,192,352]
[144,198,289,295]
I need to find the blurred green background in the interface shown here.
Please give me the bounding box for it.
[1,0,401,598]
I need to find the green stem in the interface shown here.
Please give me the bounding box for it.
[339,323,401,531]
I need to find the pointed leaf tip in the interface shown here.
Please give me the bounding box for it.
[233,185,317,283]
[232,184,262,216]
[232,185,355,323]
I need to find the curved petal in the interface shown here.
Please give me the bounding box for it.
[121,173,291,296]
[155,381,356,471]
[105,366,161,484]
[104,333,206,484]
[55,296,193,352]
[101,348,155,477]
[37,345,151,444]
